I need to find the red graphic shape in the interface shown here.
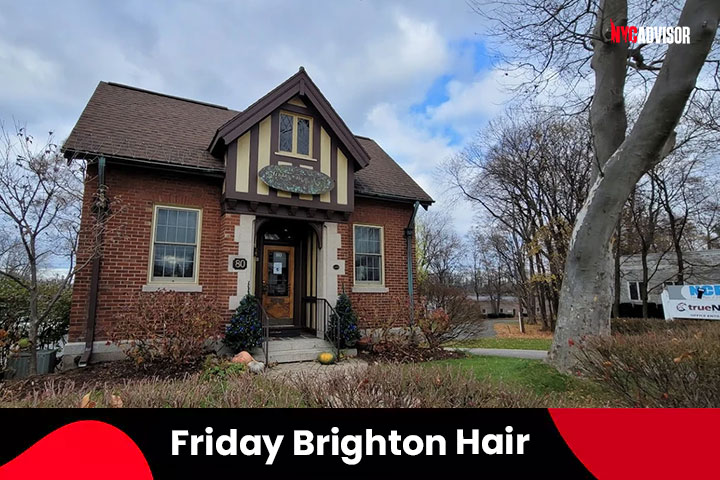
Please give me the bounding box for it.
[550,409,720,480]
[0,420,152,479]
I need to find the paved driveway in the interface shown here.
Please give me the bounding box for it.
[449,347,548,360]
[455,318,516,340]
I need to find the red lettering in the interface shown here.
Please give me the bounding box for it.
[620,26,630,42]
[610,20,621,43]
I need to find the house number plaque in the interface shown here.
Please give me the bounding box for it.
[232,257,248,271]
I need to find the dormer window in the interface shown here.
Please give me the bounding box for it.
[278,111,312,157]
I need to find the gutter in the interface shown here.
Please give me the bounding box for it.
[405,201,420,326]
[356,191,433,206]
[63,150,225,178]
[79,156,107,368]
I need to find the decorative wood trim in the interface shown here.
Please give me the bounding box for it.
[225,199,350,223]
[249,124,259,196]
[330,137,337,204]
[225,141,238,198]
[210,69,370,168]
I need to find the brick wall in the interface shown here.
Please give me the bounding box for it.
[69,163,237,342]
[70,165,420,343]
[337,197,419,329]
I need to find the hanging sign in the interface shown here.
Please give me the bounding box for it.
[662,285,720,320]
[258,165,334,195]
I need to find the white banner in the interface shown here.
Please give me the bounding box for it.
[662,285,720,320]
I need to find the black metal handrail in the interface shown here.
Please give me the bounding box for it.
[253,298,270,366]
[302,296,341,359]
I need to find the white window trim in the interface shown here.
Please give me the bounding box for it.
[627,280,644,302]
[352,223,386,293]
[144,204,203,291]
[276,110,314,160]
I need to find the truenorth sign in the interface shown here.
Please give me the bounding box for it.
[662,285,720,320]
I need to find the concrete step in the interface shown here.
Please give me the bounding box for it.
[250,336,336,363]
[252,345,359,364]
[265,337,332,352]
[268,348,328,364]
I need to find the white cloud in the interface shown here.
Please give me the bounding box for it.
[426,69,511,135]
[0,0,505,238]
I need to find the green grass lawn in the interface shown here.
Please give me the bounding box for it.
[428,355,613,405]
[446,337,552,351]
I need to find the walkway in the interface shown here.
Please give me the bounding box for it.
[450,347,548,360]
[265,357,368,380]
[455,318,516,340]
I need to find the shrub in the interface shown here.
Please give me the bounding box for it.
[611,317,693,336]
[577,321,720,407]
[202,356,246,381]
[110,290,222,366]
[2,364,547,408]
[224,293,263,353]
[0,277,70,376]
[328,293,361,348]
[416,305,452,350]
[291,364,545,408]
[418,278,479,325]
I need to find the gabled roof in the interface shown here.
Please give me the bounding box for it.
[209,67,370,168]
[64,82,238,172]
[63,73,433,204]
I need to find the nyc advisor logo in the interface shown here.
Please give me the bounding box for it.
[609,20,691,44]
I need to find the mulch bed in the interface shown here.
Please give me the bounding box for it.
[359,342,466,364]
[1,358,204,399]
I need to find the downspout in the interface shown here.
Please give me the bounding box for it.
[404,201,420,326]
[79,156,107,368]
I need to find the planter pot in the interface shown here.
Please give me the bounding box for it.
[6,350,56,379]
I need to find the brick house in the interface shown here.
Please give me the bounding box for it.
[61,68,432,365]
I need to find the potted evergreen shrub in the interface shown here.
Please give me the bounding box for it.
[223,293,264,353]
[328,293,361,348]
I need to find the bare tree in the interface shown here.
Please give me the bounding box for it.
[416,210,465,286]
[470,230,514,315]
[690,180,720,249]
[627,176,669,318]
[0,125,112,374]
[471,0,720,370]
[446,105,592,331]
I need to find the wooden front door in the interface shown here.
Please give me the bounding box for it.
[262,245,294,324]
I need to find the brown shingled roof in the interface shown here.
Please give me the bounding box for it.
[64,82,239,171]
[64,80,433,203]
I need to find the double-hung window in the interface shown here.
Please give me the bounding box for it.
[354,225,384,285]
[150,206,201,283]
[278,111,312,157]
[628,281,645,301]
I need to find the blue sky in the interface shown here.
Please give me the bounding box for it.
[0,0,511,237]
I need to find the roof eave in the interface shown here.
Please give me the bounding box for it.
[355,191,434,207]
[63,148,225,177]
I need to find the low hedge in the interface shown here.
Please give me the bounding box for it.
[578,320,720,407]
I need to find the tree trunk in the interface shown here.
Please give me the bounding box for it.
[667,210,685,284]
[589,0,629,185]
[518,299,525,333]
[527,256,537,324]
[28,241,39,375]
[641,248,649,320]
[613,219,621,318]
[550,0,720,371]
